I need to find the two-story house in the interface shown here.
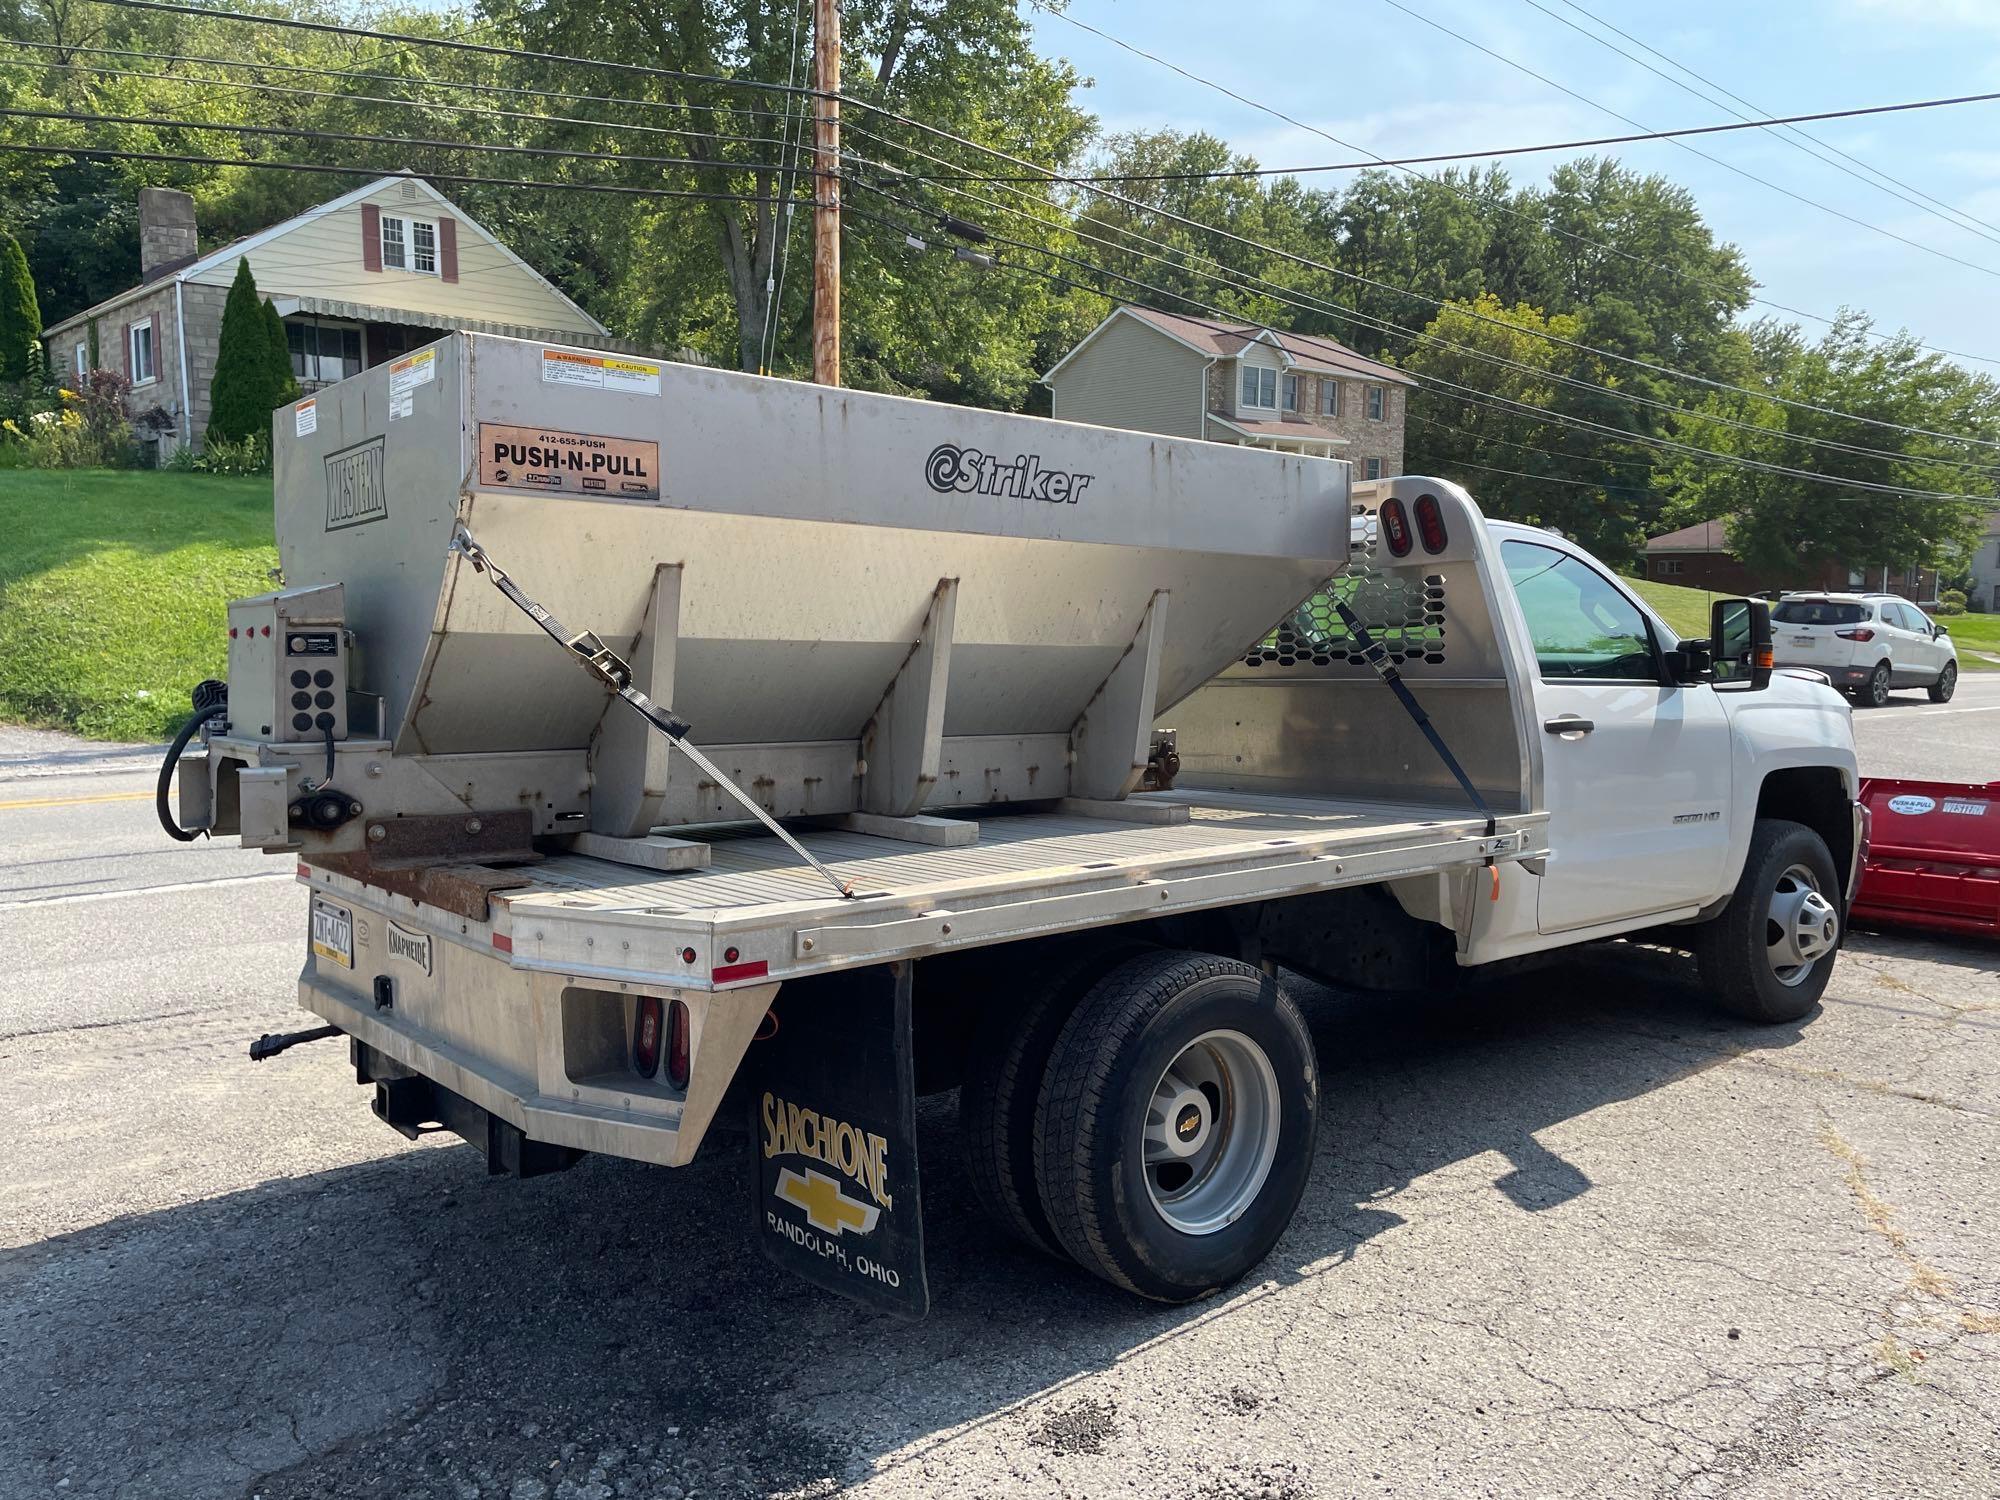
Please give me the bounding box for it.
[1042,305,1415,478]
[42,175,627,460]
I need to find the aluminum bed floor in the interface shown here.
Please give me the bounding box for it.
[485,792,1548,990]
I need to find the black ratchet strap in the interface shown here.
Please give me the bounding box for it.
[1334,601,1499,853]
[450,525,858,900]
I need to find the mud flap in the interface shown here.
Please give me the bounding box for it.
[747,962,929,1319]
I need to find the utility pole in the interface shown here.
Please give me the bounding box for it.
[811,0,840,387]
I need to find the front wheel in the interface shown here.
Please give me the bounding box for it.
[1033,951,1318,1302]
[1928,662,1958,704]
[1692,819,1842,1023]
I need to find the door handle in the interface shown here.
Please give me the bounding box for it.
[1543,715,1595,737]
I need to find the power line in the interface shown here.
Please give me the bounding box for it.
[0,141,790,206]
[887,88,2000,185]
[31,5,2000,460]
[1536,0,2000,247]
[5,47,790,146]
[1031,0,2000,368]
[841,175,1996,504]
[80,0,828,102]
[5,38,806,127]
[1379,0,2000,280]
[843,109,2000,445]
[848,146,2000,477]
[0,104,791,175]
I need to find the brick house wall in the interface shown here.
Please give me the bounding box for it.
[1648,550,1939,601]
[1202,362,1407,475]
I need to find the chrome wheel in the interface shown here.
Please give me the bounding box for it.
[1143,1029,1281,1236]
[1767,862,1838,987]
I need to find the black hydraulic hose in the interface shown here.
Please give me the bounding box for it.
[157,695,228,842]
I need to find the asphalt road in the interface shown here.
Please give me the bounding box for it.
[2,713,1996,1500]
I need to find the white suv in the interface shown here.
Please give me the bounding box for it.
[1770,592,1958,706]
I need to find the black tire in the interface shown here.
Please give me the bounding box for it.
[1692,818,1842,1023]
[1033,950,1318,1302]
[1928,662,1958,704]
[957,943,1147,1257]
[1856,661,1891,707]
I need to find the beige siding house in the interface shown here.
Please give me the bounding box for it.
[43,175,624,459]
[1044,306,1416,478]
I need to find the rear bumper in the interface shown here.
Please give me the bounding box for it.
[1775,659,1868,686]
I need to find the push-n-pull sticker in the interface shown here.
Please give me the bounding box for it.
[475,422,660,501]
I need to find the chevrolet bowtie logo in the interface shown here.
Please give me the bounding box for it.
[775,1166,882,1237]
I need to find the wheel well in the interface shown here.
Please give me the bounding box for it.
[1755,767,1853,896]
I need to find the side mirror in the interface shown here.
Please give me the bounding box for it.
[1667,639,1712,685]
[1710,598,1773,691]
[1936,623,1950,639]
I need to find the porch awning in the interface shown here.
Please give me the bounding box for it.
[269,296,646,356]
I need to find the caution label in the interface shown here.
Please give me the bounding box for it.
[388,348,435,396]
[475,422,660,501]
[540,348,662,396]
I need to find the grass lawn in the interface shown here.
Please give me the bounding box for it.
[1944,609,2000,670]
[1631,576,1725,640]
[0,469,277,741]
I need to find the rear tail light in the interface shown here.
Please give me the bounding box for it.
[633,995,664,1076]
[1380,498,1413,557]
[1836,627,1876,642]
[1412,492,1448,554]
[665,999,691,1088]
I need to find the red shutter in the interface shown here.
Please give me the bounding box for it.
[118,322,130,376]
[361,203,382,272]
[439,217,459,282]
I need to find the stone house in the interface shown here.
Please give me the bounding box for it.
[1041,305,1414,478]
[40,175,623,461]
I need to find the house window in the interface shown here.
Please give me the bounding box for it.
[1366,385,1385,421]
[1282,373,1299,412]
[380,214,438,274]
[1239,365,1276,410]
[286,318,364,385]
[129,318,157,386]
[1657,558,1685,576]
[74,343,88,378]
[1363,457,1382,480]
[1319,380,1339,417]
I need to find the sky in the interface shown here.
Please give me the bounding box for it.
[1025,0,2000,377]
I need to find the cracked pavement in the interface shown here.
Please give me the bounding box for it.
[2,727,1997,1499]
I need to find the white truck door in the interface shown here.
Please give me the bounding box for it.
[1501,539,1733,934]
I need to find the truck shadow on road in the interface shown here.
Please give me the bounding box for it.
[3,943,1810,1500]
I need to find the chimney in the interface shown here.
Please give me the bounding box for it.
[138,187,198,280]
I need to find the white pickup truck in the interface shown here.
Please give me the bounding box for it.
[173,336,1860,1317]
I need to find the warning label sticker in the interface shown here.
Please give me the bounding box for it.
[294,398,317,437]
[475,422,660,501]
[388,348,436,397]
[541,348,662,396]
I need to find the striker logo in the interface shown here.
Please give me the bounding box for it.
[924,443,1093,505]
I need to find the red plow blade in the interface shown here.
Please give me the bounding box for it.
[1852,779,2000,939]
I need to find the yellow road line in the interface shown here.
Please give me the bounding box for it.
[0,788,154,811]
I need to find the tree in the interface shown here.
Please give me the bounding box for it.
[0,228,41,382]
[206,258,277,446]
[1659,314,1996,583]
[261,296,299,409]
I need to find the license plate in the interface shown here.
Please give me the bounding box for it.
[1791,636,1815,647]
[311,896,354,969]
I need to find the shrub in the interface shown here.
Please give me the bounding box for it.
[0,229,40,382]
[207,258,281,446]
[1937,588,1967,617]
[1,369,137,467]
[261,296,299,411]
[188,431,270,475]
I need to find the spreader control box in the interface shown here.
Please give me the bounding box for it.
[227,583,351,744]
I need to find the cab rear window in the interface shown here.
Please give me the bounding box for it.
[1772,600,1866,626]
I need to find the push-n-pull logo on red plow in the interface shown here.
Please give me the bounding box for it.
[1852,779,2000,939]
